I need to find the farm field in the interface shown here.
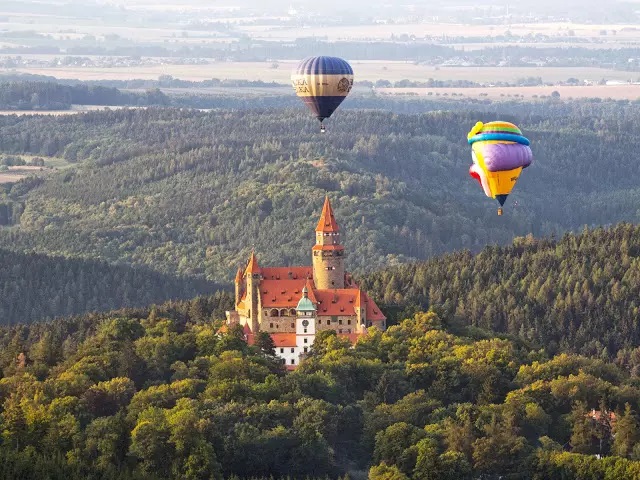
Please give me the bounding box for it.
[0,106,125,116]
[377,84,640,100]
[0,161,71,184]
[239,22,640,44]
[3,61,637,84]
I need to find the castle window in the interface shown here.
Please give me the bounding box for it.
[289,309,296,316]
[291,359,295,365]
[276,324,279,329]
[348,320,351,325]
[304,328,307,333]
[281,358,285,364]
[280,309,287,317]
[304,347,308,353]
[327,320,330,325]
[290,348,294,353]
[270,323,274,328]
[339,319,343,325]
[304,338,308,344]
[270,309,279,317]
[291,323,294,329]
[280,348,284,353]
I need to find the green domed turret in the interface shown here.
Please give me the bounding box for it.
[296,286,315,312]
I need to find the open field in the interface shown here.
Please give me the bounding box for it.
[239,22,640,44]
[0,156,74,184]
[0,106,127,116]
[377,84,640,100]
[3,61,637,84]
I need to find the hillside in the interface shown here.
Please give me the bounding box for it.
[2,298,640,479]
[1,100,640,281]
[361,223,640,360]
[0,248,225,325]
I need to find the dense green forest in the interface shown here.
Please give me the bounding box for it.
[1,298,640,479]
[362,223,640,361]
[0,248,223,326]
[0,101,639,282]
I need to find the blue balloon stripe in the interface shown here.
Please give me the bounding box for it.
[295,56,353,75]
[468,133,530,146]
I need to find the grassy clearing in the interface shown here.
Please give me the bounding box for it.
[5,62,637,84]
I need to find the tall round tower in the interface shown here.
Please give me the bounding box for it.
[312,196,345,289]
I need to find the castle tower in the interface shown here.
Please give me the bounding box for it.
[244,251,261,334]
[234,267,243,305]
[296,286,316,362]
[312,196,345,290]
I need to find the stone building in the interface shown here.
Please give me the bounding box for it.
[225,197,386,367]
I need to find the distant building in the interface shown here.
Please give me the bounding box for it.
[225,197,386,368]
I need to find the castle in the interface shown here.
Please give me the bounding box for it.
[225,197,386,367]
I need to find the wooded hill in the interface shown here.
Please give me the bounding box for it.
[1,297,640,479]
[0,248,223,326]
[363,223,640,361]
[0,101,640,283]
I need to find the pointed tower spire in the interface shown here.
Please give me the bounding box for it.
[235,267,243,283]
[245,250,261,276]
[316,196,339,232]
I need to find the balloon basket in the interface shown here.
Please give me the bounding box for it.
[320,124,326,133]
[497,208,503,216]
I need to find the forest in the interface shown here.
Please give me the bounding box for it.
[1,297,640,479]
[0,101,639,284]
[363,223,640,362]
[0,248,221,326]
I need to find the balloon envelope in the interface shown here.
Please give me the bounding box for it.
[467,121,533,207]
[291,56,354,122]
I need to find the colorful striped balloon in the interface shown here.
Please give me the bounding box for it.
[467,121,533,215]
[291,56,354,132]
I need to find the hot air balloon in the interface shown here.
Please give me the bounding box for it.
[468,121,533,215]
[291,56,354,133]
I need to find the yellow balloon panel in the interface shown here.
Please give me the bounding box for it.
[485,167,523,197]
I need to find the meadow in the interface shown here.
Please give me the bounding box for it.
[5,61,637,86]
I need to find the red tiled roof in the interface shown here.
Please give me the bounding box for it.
[260,279,308,308]
[314,289,360,316]
[217,324,228,334]
[305,279,318,303]
[316,196,339,232]
[261,266,313,281]
[338,332,364,344]
[363,291,386,321]
[270,333,297,347]
[285,365,297,371]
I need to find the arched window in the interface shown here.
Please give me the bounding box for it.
[289,309,296,316]
[270,309,279,317]
[280,309,287,317]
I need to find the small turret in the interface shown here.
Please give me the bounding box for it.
[234,267,243,305]
[244,251,261,334]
